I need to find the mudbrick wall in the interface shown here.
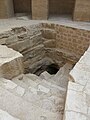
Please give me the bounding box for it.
[0,22,90,73]
[41,22,90,64]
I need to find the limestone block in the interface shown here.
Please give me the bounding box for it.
[70,47,90,85]
[66,84,87,114]
[0,86,61,120]
[0,77,25,97]
[0,45,23,79]
[42,29,56,39]
[23,45,45,70]
[40,71,52,80]
[8,33,42,53]
[44,40,56,48]
[64,111,88,120]
[45,48,64,63]
[0,109,20,120]
[12,73,65,114]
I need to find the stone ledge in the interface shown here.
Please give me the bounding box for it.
[64,46,90,120]
[0,45,23,79]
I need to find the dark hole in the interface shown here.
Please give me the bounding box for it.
[33,63,60,76]
[46,64,59,75]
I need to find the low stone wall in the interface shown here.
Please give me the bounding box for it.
[63,46,90,120]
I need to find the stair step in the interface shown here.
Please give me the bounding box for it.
[0,75,64,113]
[12,74,66,113]
[45,63,73,89]
[13,74,66,98]
[0,86,62,120]
[40,71,53,80]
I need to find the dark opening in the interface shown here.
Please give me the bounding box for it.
[13,0,32,18]
[49,0,76,19]
[46,64,59,74]
[34,63,60,76]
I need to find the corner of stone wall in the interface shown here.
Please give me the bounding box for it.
[63,46,90,120]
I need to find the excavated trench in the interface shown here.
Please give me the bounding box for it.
[0,22,89,120]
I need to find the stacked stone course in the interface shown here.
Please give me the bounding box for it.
[0,22,90,73]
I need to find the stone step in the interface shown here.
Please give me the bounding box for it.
[20,73,66,97]
[0,109,20,120]
[0,75,65,113]
[0,45,23,79]
[45,63,73,89]
[0,78,25,97]
[0,86,62,120]
[40,71,53,80]
[12,74,65,113]
[12,76,64,113]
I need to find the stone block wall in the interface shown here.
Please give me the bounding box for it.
[32,0,49,20]
[49,0,75,15]
[0,22,90,73]
[73,0,90,21]
[0,0,14,18]
[0,24,45,73]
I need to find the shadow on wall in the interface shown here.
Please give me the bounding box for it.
[49,0,75,18]
[13,0,32,15]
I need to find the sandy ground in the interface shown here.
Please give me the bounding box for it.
[0,15,90,33]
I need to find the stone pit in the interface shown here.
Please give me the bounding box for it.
[0,18,89,120]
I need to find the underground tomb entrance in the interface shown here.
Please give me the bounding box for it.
[34,63,60,76]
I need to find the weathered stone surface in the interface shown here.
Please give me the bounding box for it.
[74,0,90,22]
[0,109,20,120]
[64,47,90,120]
[40,71,53,80]
[32,0,48,20]
[42,29,56,39]
[44,40,56,48]
[0,0,14,18]
[0,45,23,79]
[0,86,61,120]
[12,73,65,114]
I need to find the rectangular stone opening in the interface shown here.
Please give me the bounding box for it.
[13,0,32,18]
[49,0,75,19]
